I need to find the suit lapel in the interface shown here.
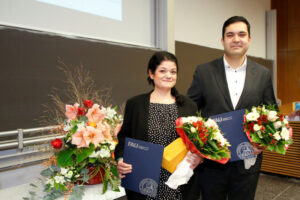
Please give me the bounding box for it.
[236,60,256,109]
[213,58,234,110]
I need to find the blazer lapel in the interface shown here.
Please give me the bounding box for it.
[213,58,234,110]
[235,61,256,109]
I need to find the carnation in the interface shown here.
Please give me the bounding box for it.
[267,111,278,122]
[246,112,260,121]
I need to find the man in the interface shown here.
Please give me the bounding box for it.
[188,16,277,200]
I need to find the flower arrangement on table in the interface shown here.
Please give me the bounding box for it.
[40,99,123,199]
[244,105,293,155]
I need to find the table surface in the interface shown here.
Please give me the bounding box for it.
[0,181,126,200]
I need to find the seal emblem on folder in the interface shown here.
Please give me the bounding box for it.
[236,142,255,160]
[139,178,158,197]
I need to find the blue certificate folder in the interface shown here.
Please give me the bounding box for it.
[121,137,164,197]
[210,109,256,162]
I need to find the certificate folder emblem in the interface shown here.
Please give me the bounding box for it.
[210,109,256,162]
[122,137,164,197]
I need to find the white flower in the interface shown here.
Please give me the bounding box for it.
[283,119,289,125]
[108,141,116,150]
[54,175,66,184]
[246,112,260,121]
[213,132,227,146]
[60,167,68,175]
[280,127,290,141]
[273,132,281,141]
[65,171,73,179]
[267,111,278,122]
[257,131,263,139]
[190,126,197,133]
[253,124,262,131]
[181,116,200,124]
[103,107,117,119]
[77,121,86,130]
[251,107,258,113]
[89,151,99,158]
[274,121,282,129]
[99,148,110,158]
[46,178,54,187]
[205,119,218,129]
[63,124,72,131]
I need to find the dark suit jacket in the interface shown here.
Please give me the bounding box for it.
[115,92,200,200]
[187,57,277,173]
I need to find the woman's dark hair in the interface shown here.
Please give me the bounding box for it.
[147,51,183,104]
[222,16,251,38]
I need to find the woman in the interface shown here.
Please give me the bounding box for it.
[115,51,203,200]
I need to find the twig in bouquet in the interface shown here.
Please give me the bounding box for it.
[40,60,114,126]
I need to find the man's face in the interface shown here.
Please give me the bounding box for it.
[221,22,251,58]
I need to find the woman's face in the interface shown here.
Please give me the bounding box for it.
[149,60,177,91]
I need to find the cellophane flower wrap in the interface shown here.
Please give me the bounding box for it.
[41,100,123,199]
[176,116,231,164]
[243,105,293,155]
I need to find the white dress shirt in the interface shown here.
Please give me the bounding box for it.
[224,56,257,169]
[223,56,247,109]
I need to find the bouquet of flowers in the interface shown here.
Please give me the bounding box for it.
[244,105,293,155]
[165,116,231,189]
[176,116,231,164]
[40,99,123,199]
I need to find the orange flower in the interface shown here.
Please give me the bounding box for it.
[65,103,79,120]
[87,121,97,128]
[84,126,104,146]
[97,122,112,140]
[71,127,88,148]
[86,104,105,123]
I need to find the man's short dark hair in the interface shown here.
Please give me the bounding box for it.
[222,16,251,38]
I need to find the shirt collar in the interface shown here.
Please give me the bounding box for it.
[223,55,247,71]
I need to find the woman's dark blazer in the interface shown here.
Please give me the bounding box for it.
[115,92,200,200]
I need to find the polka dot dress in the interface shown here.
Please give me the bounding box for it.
[146,103,183,200]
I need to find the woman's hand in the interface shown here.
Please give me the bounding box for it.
[186,151,204,169]
[117,158,132,178]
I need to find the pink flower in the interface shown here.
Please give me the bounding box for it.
[84,126,104,146]
[86,104,105,123]
[113,123,122,136]
[71,127,88,148]
[97,122,112,140]
[65,103,79,120]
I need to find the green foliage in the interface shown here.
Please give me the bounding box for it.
[75,145,95,164]
[69,185,85,200]
[57,148,76,167]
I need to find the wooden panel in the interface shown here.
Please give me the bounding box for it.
[261,122,300,178]
[277,51,288,104]
[272,0,288,50]
[288,27,300,51]
[287,51,300,102]
[288,0,300,28]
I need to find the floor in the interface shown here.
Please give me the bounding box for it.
[255,173,300,200]
[116,173,300,200]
